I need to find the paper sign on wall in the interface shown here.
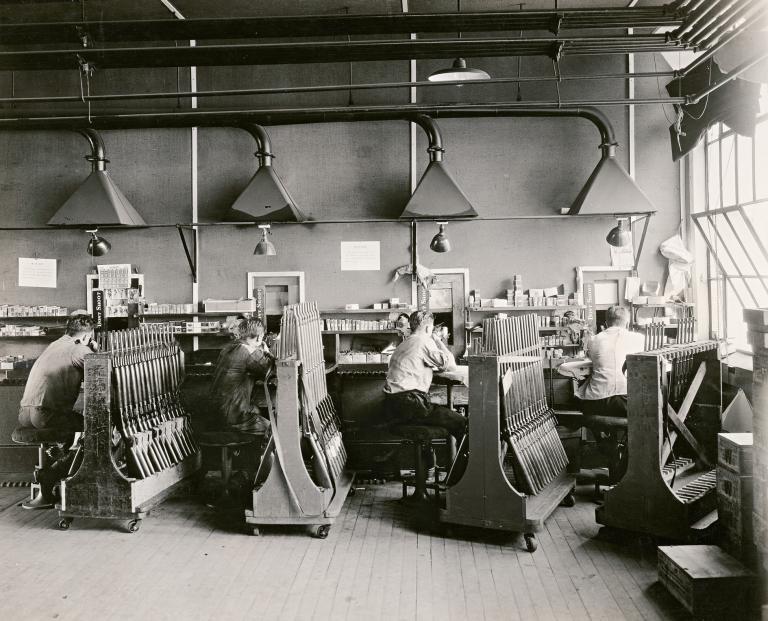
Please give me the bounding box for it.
[19,258,57,288]
[340,241,380,271]
[97,264,132,289]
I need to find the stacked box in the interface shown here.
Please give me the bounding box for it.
[743,308,768,607]
[658,545,754,619]
[717,433,754,562]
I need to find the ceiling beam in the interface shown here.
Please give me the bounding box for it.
[0,8,684,45]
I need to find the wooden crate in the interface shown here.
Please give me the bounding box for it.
[718,433,753,476]
[717,465,754,562]
[658,545,754,619]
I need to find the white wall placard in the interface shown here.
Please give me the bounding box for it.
[340,241,380,271]
[18,258,57,288]
[97,264,132,289]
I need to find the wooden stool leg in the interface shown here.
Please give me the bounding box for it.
[412,441,429,502]
[221,447,233,487]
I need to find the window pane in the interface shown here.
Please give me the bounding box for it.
[709,279,720,337]
[737,134,754,204]
[691,144,706,214]
[753,280,768,307]
[756,119,768,200]
[707,141,721,210]
[729,209,768,276]
[702,216,737,274]
[726,278,755,310]
[707,123,720,143]
[721,135,737,207]
[716,213,756,276]
[725,285,749,351]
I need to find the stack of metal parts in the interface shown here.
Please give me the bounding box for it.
[280,302,347,486]
[99,324,197,479]
[482,314,569,495]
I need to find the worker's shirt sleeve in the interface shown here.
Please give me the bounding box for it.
[422,339,450,372]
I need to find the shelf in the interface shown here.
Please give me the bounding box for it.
[322,330,398,335]
[0,315,69,320]
[320,308,411,314]
[467,305,584,312]
[631,303,693,309]
[0,334,59,339]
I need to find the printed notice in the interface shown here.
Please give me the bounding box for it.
[97,264,132,289]
[18,258,57,288]
[340,241,380,271]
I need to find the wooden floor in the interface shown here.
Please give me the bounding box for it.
[0,482,692,621]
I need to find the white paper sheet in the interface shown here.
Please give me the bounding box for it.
[340,241,380,271]
[18,258,57,288]
[97,264,132,289]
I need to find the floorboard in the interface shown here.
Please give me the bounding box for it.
[0,484,700,621]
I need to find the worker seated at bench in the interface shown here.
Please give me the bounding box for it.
[576,305,644,478]
[382,310,466,442]
[210,317,274,434]
[18,312,98,510]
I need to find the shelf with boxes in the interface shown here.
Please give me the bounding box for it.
[320,307,407,367]
[0,304,70,339]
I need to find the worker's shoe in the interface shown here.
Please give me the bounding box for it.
[22,494,55,510]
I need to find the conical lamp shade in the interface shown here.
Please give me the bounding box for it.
[254,230,277,255]
[87,235,111,256]
[428,58,491,82]
[569,152,655,215]
[430,224,451,252]
[606,220,632,247]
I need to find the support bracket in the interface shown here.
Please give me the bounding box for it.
[177,224,198,283]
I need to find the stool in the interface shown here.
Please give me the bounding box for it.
[11,426,75,502]
[197,431,259,500]
[390,424,449,503]
[582,414,628,484]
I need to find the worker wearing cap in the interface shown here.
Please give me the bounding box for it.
[17,312,99,509]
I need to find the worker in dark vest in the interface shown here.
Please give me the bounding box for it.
[18,312,99,509]
[210,317,273,434]
[382,310,466,440]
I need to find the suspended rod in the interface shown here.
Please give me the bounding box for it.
[0,212,655,231]
[0,71,677,106]
[688,49,768,104]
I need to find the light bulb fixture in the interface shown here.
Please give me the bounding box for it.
[427,0,491,83]
[86,228,111,256]
[606,219,632,247]
[428,57,491,82]
[254,224,277,256]
[430,222,452,253]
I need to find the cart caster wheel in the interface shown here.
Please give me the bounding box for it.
[251,527,260,536]
[58,518,72,530]
[524,533,537,553]
[313,525,330,539]
[560,494,576,508]
[127,519,141,533]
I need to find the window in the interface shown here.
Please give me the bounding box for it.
[691,114,768,353]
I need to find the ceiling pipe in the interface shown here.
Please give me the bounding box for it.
[48,128,146,227]
[681,0,745,44]
[0,103,617,147]
[695,1,767,49]
[228,123,306,222]
[680,6,768,76]
[0,8,683,45]
[672,0,725,40]
[0,35,681,72]
[0,71,677,107]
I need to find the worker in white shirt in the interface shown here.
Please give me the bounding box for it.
[577,305,645,418]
